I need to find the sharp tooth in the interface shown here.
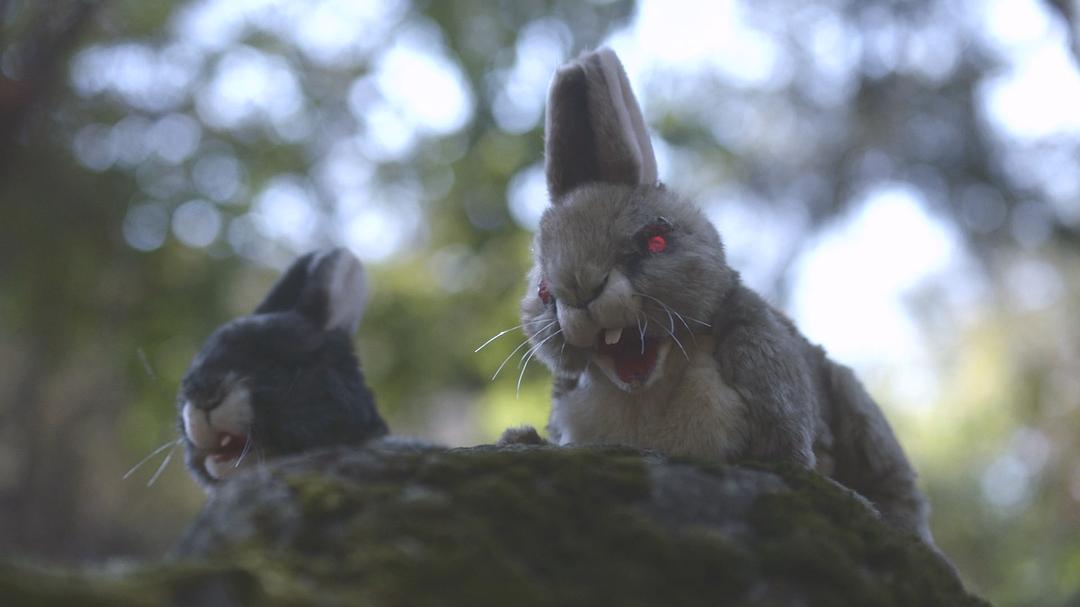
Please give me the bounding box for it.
[604,328,623,345]
[220,434,232,448]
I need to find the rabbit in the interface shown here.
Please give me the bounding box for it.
[511,48,937,546]
[177,247,388,490]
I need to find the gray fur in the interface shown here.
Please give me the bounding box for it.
[518,48,936,546]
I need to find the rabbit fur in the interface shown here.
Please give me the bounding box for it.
[515,48,935,546]
[177,248,388,490]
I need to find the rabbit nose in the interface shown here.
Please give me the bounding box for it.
[563,271,609,309]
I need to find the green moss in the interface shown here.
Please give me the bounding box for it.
[207,446,754,606]
[1,448,988,606]
[743,462,987,607]
[0,561,262,607]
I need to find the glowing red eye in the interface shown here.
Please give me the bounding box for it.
[647,234,667,254]
[537,280,552,304]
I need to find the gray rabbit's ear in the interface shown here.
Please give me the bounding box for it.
[544,47,657,202]
[255,248,368,334]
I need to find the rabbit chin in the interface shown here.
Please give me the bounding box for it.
[591,339,672,392]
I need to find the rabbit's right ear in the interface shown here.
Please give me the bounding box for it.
[255,248,369,334]
[545,48,657,202]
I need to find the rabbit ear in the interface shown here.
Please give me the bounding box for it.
[255,248,369,334]
[544,47,657,202]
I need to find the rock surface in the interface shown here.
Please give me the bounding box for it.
[2,443,987,606]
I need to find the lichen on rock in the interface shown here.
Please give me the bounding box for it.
[2,443,988,606]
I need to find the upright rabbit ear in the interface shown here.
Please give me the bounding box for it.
[544,47,657,202]
[255,248,369,334]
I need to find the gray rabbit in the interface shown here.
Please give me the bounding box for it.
[178,248,388,489]
[513,48,935,546]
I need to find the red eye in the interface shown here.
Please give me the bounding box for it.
[537,279,552,304]
[640,217,672,254]
[647,234,667,254]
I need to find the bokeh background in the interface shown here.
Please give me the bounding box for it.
[2,0,1079,604]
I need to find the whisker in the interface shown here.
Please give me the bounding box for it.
[667,307,695,343]
[147,441,179,487]
[648,313,689,361]
[136,347,157,381]
[475,325,525,353]
[517,330,562,397]
[635,292,712,328]
[124,438,181,480]
[473,319,553,353]
[235,434,254,468]
[636,313,646,355]
[492,320,557,381]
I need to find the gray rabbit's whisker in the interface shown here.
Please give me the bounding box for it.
[516,349,536,398]
[475,325,525,353]
[518,319,561,367]
[124,437,182,480]
[648,313,689,361]
[492,320,557,381]
[517,329,562,397]
[474,319,553,353]
[640,293,678,336]
[235,434,254,468]
[518,323,561,369]
[636,313,646,355]
[636,292,711,329]
[147,440,178,487]
[668,308,696,343]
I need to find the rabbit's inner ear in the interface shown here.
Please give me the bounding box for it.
[544,48,657,200]
[302,248,368,334]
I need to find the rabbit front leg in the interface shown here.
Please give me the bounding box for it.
[714,323,817,469]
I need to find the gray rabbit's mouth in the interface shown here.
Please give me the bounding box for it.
[181,380,255,482]
[593,327,671,391]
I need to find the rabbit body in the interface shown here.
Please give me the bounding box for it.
[519,48,934,544]
[178,248,388,490]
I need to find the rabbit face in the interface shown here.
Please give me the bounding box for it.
[177,249,387,489]
[521,183,733,392]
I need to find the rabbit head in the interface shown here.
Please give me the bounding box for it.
[178,248,387,489]
[521,48,735,392]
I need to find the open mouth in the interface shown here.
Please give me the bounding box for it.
[595,327,663,388]
[210,432,248,464]
[202,432,250,480]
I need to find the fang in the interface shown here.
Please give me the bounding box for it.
[604,328,623,345]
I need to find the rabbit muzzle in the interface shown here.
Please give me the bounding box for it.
[550,269,668,391]
[555,269,638,347]
[181,381,254,482]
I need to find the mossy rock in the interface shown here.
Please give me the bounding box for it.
[2,443,988,606]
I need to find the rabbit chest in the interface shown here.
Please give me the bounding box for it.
[551,335,750,460]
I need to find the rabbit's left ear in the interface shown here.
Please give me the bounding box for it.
[545,48,657,201]
[255,248,368,334]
